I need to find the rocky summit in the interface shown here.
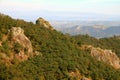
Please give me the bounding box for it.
[36,17,54,30]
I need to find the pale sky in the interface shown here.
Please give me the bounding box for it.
[0,0,120,21]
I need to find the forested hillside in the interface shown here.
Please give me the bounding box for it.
[0,13,120,80]
[73,35,120,57]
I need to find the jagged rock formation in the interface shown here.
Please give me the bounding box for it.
[80,45,120,69]
[10,27,33,61]
[0,27,34,64]
[36,17,54,30]
[91,48,120,69]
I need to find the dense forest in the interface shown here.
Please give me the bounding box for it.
[0,13,120,80]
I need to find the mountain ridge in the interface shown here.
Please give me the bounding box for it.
[56,25,120,38]
[51,21,120,38]
[0,13,120,80]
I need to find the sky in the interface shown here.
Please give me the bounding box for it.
[0,0,120,21]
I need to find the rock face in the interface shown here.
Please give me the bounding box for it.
[0,27,33,64]
[91,48,120,69]
[81,45,120,69]
[11,27,33,61]
[36,17,54,30]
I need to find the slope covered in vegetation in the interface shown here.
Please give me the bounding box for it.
[0,13,120,80]
[73,34,120,57]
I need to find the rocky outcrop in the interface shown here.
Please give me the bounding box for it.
[91,48,120,69]
[36,17,54,30]
[10,27,33,61]
[68,70,92,80]
[80,45,120,69]
[0,27,34,64]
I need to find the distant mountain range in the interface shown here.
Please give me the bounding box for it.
[51,21,120,38]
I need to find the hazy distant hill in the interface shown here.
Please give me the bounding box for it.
[51,21,120,38]
[59,26,120,38]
